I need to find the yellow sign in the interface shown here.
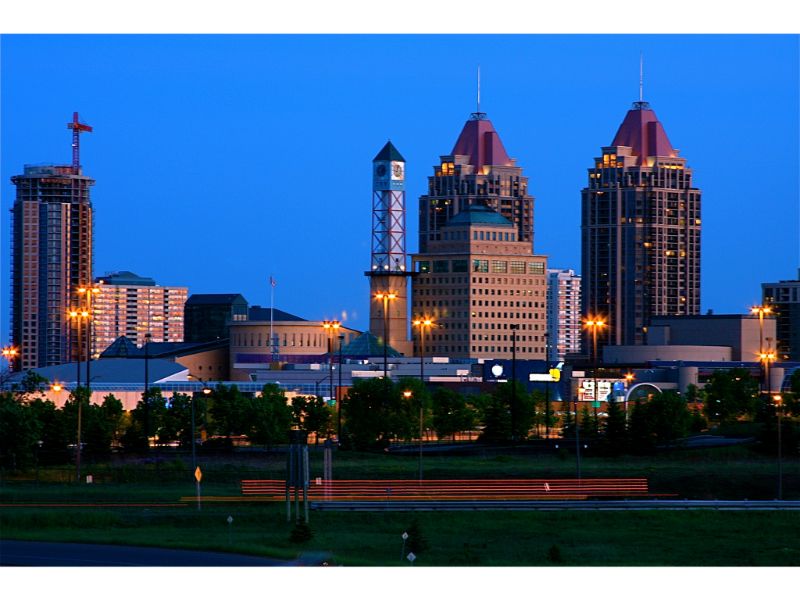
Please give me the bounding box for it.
[549,368,561,382]
[194,467,202,483]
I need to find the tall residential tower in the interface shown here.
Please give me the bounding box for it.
[9,113,95,370]
[581,99,701,348]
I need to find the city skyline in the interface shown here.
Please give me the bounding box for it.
[2,34,798,340]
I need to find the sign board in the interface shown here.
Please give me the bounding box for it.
[580,380,612,402]
[194,466,202,483]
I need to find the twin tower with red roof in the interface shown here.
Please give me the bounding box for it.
[367,96,700,361]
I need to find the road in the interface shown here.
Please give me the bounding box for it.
[311,499,800,511]
[0,540,288,566]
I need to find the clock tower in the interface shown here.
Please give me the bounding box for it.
[367,141,412,357]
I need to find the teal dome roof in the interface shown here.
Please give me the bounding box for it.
[340,332,402,358]
[446,203,513,227]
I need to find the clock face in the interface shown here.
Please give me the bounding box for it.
[391,162,404,179]
[376,164,387,178]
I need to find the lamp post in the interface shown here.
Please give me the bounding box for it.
[412,317,433,383]
[322,320,340,405]
[375,292,396,380]
[773,394,783,501]
[759,347,776,397]
[751,305,771,392]
[337,333,344,441]
[584,316,606,428]
[194,383,211,472]
[78,285,101,386]
[144,331,152,452]
[544,332,550,438]
[2,346,19,374]
[69,309,89,388]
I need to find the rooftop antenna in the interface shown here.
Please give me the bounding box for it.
[633,53,650,110]
[471,65,486,121]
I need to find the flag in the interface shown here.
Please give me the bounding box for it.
[270,276,276,288]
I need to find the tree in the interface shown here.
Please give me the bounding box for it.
[647,391,691,447]
[121,388,168,451]
[289,395,332,444]
[602,395,627,455]
[208,384,249,440]
[431,387,475,441]
[627,399,653,454]
[0,392,39,468]
[479,382,535,442]
[342,378,415,450]
[703,368,759,423]
[249,384,292,447]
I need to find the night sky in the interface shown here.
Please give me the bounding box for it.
[1,34,798,339]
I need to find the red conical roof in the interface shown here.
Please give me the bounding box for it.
[450,117,513,171]
[611,103,677,164]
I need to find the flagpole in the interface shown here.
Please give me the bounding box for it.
[270,276,275,361]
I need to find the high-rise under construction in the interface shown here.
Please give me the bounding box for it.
[9,113,95,370]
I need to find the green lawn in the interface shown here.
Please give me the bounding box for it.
[2,446,798,566]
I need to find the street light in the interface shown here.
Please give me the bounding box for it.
[575,385,583,481]
[68,309,89,388]
[322,320,341,405]
[759,347,777,395]
[584,316,606,426]
[144,331,152,452]
[78,285,101,385]
[412,317,434,383]
[2,346,19,373]
[337,333,344,441]
[374,292,397,380]
[773,394,783,501]
[750,304,772,355]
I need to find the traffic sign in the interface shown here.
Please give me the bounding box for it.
[194,466,202,482]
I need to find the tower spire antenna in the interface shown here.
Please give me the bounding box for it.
[639,52,643,102]
[471,65,486,121]
[633,53,650,110]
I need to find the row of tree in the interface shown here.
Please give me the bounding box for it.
[1,368,798,468]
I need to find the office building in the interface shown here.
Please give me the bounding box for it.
[581,98,701,348]
[411,203,547,359]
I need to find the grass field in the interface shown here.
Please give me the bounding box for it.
[2,445,798,566]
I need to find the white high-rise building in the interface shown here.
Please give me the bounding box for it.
[547,269,582,362]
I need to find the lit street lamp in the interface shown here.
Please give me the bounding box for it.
[337,333,345,441]
[412,317,434,383]
[2,346,19,374]
[624,372,635,424]
[584,316,606,427]
[78,285,101,386]
[69,309,89,388]
[374,292,397,380]
[751,304,772,391]
[322,320,341,405]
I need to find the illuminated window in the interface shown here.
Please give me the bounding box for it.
[473,259,489,273]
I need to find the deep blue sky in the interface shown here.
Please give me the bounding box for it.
[1,34,798,338]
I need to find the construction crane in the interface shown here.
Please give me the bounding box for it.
[67,112,92,174]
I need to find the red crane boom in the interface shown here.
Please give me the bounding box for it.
[67,111,93,174]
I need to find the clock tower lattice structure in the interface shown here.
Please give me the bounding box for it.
[366,141,412,357]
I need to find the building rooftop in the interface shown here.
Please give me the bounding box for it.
[96,270,156,286]
[340,332,402,359]
[247,306,307,322]
[450,116,513,171]
[373,140,405,163]
[100,336,228,359]
[186,293,248,306]
[446,203,513,227]
[610,103,677,164]
[5,358,188,386]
